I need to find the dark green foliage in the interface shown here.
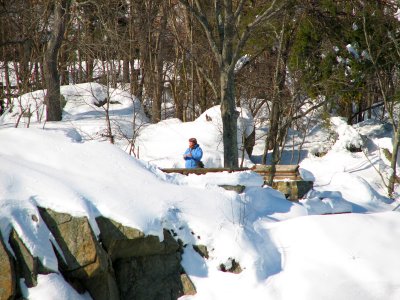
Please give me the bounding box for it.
[283,0,400,122]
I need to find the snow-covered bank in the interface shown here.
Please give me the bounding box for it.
[1,83,400,299]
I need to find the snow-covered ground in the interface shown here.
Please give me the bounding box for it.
[1,83,400,299]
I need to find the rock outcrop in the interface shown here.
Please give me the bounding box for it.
[0,207,196,300]
[96,216,186,300]
[114,252,184,300]
[272,180,314,201]
[0,231,16,300]
[38,208,119,300]
[96,217,179,260]
[8,228,52,288]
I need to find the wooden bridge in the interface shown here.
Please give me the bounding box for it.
[161,164,300,181]
[161,164,311,200]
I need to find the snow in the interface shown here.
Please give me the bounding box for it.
[1,83,400,299]
[136,105,254,168]
[263,212,400,300]
[234,54,250,73]
[20,274,91,300]
[346,43,360,60]
[330,116,363,151]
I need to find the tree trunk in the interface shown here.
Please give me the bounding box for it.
[4,61,12,109]
[44,0,71,121]
[196,65,208,113]
[346,101,353,125]
[388,125,400,197]
[174,87,184,121]
[123,58,130,84]
[220,69,239,168]
[178,0,279,168]
[151,53,163,122]
[151,2,167,123]
[263,96,280,163]
[20,40,32,93]
[136,67,145,102]
[59,47,69,85]
[86,56,94,83]
[33,62,42,89]
[367,89,373,119]
[130,60,138,95]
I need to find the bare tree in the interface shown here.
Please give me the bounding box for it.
[44,0,71,121]
[362,12,400,197]
[179,0,282,168]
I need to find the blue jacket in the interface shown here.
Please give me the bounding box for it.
[183,144,203,168]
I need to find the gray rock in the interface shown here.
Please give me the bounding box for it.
[6,208,195,300]
[96,216,192,299]
[219,258,242,274]
[114,252,184,300]
[38,207,119,300]
[192,245,209,259]
[96,217,179,260]
[0,231,16,299]
[272,180,314,200]
[218,185,246,193]
[180,273,196,296]
[8,229,39,288]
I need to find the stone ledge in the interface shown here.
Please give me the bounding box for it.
[0,231,16,299]
[218,184,246,193]
[272,180,314,201]
[96,217,179,261]
[0,206,198,300]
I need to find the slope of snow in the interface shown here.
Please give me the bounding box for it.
[1,84,400,300]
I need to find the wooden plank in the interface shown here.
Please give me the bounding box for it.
[251,164,299,173]
[251,164,300,180]
[161,165,300,181]
[160,168,249,176]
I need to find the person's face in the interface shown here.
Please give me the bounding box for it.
[189,141,195,148]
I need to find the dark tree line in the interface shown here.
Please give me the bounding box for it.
[1,0,400,172]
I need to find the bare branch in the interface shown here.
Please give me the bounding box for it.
[215,0,224,49]
[179,0,222,65]
[169,15,219,98]
[233,0,282,64]
[292,98,328,121]
[350,101,384,122]
[234,0,247,22]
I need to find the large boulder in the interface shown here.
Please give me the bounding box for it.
[218,184,246,193]
[114,252,184,300]
[96,216,179,260]
[38,208,119,300]
[0,231,16,299]
[6,208,194,300]
[8,229,43,288]
[272,180,314,201]
[180,273,197,296]
[96,216,188,299]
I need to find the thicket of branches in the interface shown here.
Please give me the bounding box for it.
[1,0,400,187]
[1,0,397,120]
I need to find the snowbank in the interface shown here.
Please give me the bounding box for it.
[1,85,400,300]
[136,105,255,168]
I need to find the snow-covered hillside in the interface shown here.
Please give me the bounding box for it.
[1,83,400,299]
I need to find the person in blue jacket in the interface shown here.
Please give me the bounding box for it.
[183,137,203,168]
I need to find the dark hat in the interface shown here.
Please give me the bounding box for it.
[189,138,197,144]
